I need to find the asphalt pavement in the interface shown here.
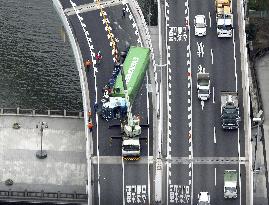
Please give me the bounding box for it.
[58,0,153,204]
[166,0,192,203]
[165,0,246,204]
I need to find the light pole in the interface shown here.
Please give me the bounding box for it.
[36,121,48,159]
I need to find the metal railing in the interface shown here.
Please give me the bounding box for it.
[0,107,83,118]
[0,189,87,203]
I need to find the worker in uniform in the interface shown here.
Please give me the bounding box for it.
[95,51,102,64]
[85,59,92,69]
[122,7,126,19]
[88,122,93,132]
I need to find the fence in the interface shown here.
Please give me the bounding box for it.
[249,10,269,18]
[0,107,83,118]
[0,189,87,203]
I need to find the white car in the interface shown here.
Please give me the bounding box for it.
[197,192,210,205]
[194,15,207,36]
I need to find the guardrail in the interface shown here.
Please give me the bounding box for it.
[0,189,87,203]
[0,107,83,118]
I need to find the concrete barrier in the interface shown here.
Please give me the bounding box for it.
[237,0,253,204]
[51,1,92,204]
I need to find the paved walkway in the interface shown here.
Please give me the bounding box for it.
[254,54,269,205]
[0,115,86,194]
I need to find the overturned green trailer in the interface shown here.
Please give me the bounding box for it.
[101,46,150,120]
[111,46,150,104]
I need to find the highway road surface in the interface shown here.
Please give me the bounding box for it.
[56,0,249,204]
[59,0,154,204]
[165,0,246,204]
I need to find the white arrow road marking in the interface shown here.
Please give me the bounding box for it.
[198,65,202,72]
[201,100,204,110]
[197,42,201,57]
[197,42,204,58]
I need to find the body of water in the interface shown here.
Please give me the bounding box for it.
[0,0,82,111]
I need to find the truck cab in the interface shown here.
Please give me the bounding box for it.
[217,15,233,37]
[221,105,240,129]
[197,192,210,205]
[221,91,240,129]
[122,138,140,160]
[215,0,233,37]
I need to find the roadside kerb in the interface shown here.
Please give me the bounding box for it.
[51,1,93,204]
[237,0,252,204]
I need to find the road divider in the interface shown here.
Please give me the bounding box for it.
[213,86,215,103]
[209,12,211,28]
[214,126,216,143]
[215,167,217,186]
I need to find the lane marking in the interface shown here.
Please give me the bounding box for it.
[210,49,213,64]
[146,73,150,204]
[196,42,204,58]
[212,86,215,103]
[95,0,120,62]
[122,157,125,205]
[165,1,171,204]
[232,29,238,92]
[214,126,216,143]
[238,128,242,205]
[69,2,101,204]
[186,1,194,204]
[215,167,217,186]
[209,12,211,28]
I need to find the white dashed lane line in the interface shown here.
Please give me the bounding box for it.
[69,1,101,204]
[211,48,214,64]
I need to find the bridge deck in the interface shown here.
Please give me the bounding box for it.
[0,115,87,202]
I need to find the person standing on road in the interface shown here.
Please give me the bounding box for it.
[122,7,126,19]
[85,59,92,69]
[88,122,93,132]
[95,51,102,64]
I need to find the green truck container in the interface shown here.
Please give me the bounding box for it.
[111,46,150,104]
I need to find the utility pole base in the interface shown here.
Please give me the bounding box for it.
[36,150,47,159]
